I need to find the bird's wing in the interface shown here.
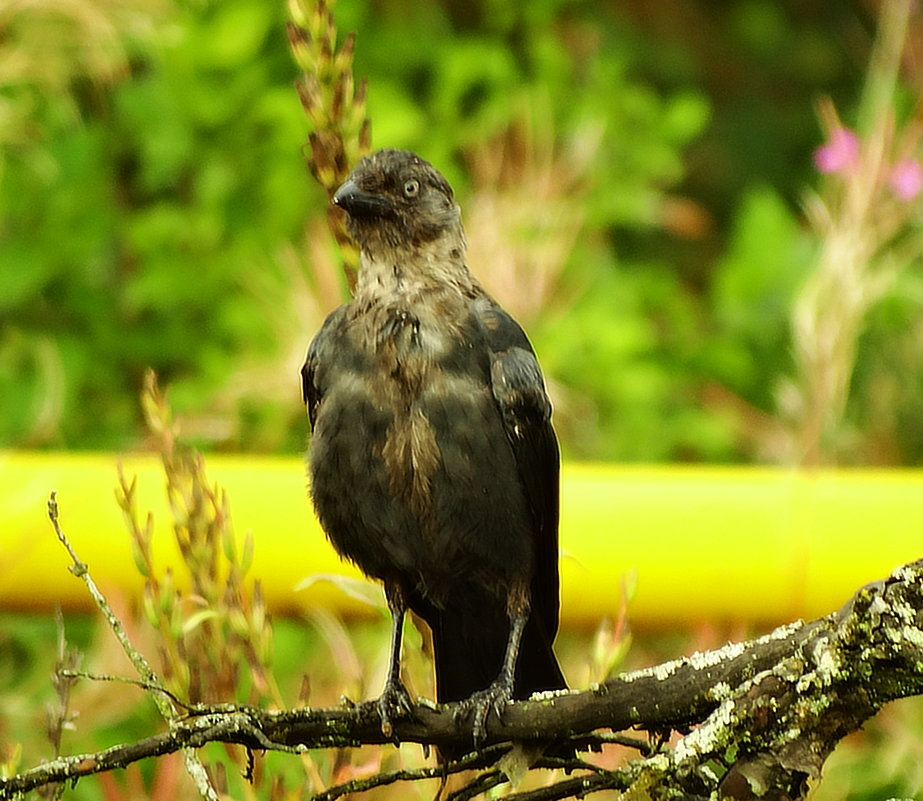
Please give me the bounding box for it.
[478,300,561,639]
[301,341,322,431]
[301,306,346,431]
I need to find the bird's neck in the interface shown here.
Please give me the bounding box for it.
[354,230,477,302]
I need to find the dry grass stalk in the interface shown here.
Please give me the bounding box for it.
[287,0,371,291]
[786,0,923,465]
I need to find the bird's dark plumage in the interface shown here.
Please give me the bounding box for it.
[302,149,567,756]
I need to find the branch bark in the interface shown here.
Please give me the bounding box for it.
[3,554,923,800]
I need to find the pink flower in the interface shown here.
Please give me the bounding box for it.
[889,158,923,201]
[813,128,860,174]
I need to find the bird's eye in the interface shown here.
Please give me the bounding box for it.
[403,179,420,198]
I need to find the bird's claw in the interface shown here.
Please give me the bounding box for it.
[453,677,514,749]
[374,679,416,741]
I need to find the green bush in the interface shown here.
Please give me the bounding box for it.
[3,0,920,464]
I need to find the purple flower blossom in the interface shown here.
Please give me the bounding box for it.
[889,158,923,201]
[813,127,860,174]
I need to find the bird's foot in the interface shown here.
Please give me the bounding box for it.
[373,678,416,741]
[453,676,515,749]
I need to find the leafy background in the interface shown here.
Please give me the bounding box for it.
[5,0,921,465]
[4,1,923,798]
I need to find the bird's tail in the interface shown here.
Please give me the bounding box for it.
[426,598,569,760]
[430,611,566,704]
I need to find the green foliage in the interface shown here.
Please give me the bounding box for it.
[708,186,814,411]
[0,0,710,455]
[1,0,311,449]
[2,0,921,464]
[541,256,728,462]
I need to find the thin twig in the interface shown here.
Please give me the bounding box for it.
[59,670,193,710]
[501,771,627,801]
[312,764,450,801]
[46,492,220,801]
[311,743,513,801]
[48,493,169,710]
[443,769,507,801]
[570,731,657,755]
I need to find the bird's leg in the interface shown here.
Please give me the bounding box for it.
[456,584,530,748]
[376,580,415,740]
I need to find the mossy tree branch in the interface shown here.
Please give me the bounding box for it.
[2,497,922,800]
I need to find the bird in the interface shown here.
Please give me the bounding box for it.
[301,148,568,755]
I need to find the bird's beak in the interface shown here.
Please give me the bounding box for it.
[332,179,390,218]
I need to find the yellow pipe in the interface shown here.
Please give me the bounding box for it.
[2,451,921,626]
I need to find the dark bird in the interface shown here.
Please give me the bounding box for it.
[301,149,567,753]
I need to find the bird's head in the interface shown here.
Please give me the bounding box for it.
[332,150,464,258]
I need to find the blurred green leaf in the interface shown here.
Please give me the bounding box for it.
[198,0,272,68]
[708,185,813,407]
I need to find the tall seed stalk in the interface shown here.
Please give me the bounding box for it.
[787,0,923,465]
[287,0,371,291]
